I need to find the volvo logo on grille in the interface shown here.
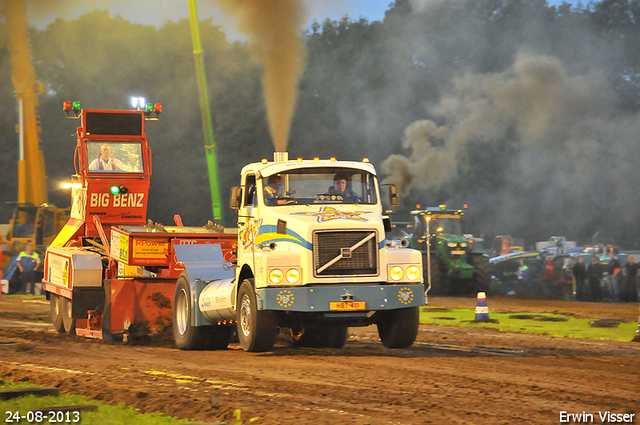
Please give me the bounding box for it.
[317,232,376,274]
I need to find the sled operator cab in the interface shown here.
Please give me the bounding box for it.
[50,101,162,247]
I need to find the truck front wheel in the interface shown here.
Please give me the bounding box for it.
[237,279,277,352]
[376,307,419,349]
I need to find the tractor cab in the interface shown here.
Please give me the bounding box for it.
[407,205,467,253]
[403,205,490,295]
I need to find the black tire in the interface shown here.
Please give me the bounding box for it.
[237,279,277,352]
[470,254,491,294]
[60,296,76,335]
[291,326,349,349]
[174,275,210,350]
[424,254,445,295]
[329,326,349,348]
[376,307,419,349]
[49,294,65,333]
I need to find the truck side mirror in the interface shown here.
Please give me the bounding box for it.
[229,186,242,210]
[389,185,398,207]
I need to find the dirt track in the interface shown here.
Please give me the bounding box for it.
[1,296,639,424]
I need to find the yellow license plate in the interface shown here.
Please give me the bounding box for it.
[329,301,366,311]
[451,250,466,255]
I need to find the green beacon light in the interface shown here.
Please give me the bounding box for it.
[72,101,81,110]
[109,185,128,195]
[145,103,154,112]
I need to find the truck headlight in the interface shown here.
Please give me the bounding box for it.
[389,266,404,281]
[406,265,421,281]
[286,268,301,284]
[447,242,457,248]
[460,242,467,248]
[269,268,284,284]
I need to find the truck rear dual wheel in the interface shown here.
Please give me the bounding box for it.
[237,279,277,352]
[376,307,419,349]
[173,275,231,350]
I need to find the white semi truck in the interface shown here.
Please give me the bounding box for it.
[174,152,425,352]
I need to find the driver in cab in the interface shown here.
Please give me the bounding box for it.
[89,144,128,171]
[264,174,288,205]
[328,172,359,202]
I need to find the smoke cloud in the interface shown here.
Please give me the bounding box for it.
[382,51,640,243]
[210,0,306,152]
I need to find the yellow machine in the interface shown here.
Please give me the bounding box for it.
[1,0,69,267]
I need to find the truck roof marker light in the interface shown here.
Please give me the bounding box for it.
[463,204,468,209]
[330,157,336,162]
[297,157,303,162]
[363,158,370,163]
[313,157,320,162]
[439,204,446,210]
[262,158,268,164]
[416,204,421,209]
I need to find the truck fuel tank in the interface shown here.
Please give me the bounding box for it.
[198,277,236,322]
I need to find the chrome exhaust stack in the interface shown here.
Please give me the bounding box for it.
[273,152,288,163]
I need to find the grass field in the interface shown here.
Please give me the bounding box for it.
[421,306,639,341]
[0,380,196,425]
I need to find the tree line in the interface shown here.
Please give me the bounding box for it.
[1,0,639,248]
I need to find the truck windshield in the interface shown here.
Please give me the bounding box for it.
[86,141,144,173]
[262,167,377,206]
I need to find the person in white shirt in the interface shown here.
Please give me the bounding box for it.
[89,144,128,171]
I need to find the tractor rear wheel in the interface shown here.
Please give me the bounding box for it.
[237,279,277,352]
[424,254,445,295]
[470,254,491,294]
[49,294,65,333]
[376,307,419,349]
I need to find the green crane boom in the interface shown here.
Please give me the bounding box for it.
[188,0,223,223]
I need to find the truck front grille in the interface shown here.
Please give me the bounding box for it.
[314,231,378,276]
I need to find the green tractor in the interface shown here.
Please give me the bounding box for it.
[401,205,491,296]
